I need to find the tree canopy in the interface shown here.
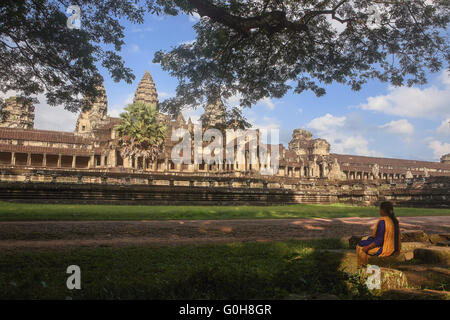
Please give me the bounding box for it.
[116,101,167,160]
[1,0,449,115]
[154,0,450,114]
[1,0,142,111]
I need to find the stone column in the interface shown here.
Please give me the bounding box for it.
[43,153,47,167]
[123,156,130,168]
[252,160,260,172]
[72,155,76,168]
[100,155,105,167]
[26,153,31,166]
[143,157,147,171]
[57,154,61,168]
[89,155,94,169]
[110,150,117,168]
[11,152,15,165]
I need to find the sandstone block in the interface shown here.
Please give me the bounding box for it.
[362,267,408,292]
[400,230,429,243]
[413,247,450,265]
[429,234,450,247]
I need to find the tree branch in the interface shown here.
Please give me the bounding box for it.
[187,0,308,36]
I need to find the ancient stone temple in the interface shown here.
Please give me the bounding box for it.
[0,97,35,130]
[75,83,109,135]
[201,98,227,128]
[0,69,449,187]
[133,70,158,107]
[441,154,450,164]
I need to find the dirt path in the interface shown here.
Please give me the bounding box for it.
[0,216,448,250]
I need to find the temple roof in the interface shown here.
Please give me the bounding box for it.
[332,153,450,170]
[0,127,92,144]
[133,70,158,107]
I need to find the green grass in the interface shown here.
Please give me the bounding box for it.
[0,239,374,300]
[0,201,448,221]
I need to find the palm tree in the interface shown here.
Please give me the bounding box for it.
[116,102,167,162]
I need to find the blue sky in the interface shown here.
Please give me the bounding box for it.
[31,11,450,162]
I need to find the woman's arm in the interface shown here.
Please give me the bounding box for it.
[362,220,385,253]
[362,242,378,253]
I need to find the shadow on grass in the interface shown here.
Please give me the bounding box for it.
[0,239,373,300]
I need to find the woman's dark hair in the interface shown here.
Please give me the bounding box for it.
[380,201,399,233]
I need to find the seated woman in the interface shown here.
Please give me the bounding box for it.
[356,201,401,268]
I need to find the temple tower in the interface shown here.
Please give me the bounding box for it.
[288,128,330,157]
[0,96,35,129]
[201,98,226,129]
[75,83,108,134]
[133,70,159,108]
[441,153,450,164]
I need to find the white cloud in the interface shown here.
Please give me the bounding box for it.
[189,12,200,22]
[34,102,78,132]
[307,113,346,131]
[182,108,202,124]
[179,39,196,46]
[378,119,414,135]
[259,97,275,110]
[358,71,450,119]
[427,140,450,160]
[226,94,241,108]
[306,113,381,156]
[440,69,450,86]
[436,117,450,136]
[109,93,134,118]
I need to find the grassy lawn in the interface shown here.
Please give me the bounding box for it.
[0,239,376,300]
[0,202,448,221]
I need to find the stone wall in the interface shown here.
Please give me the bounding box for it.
[0,168,448,207]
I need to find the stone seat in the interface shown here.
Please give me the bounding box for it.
[413,247,450,265]
[367,242,431,266]
[361,267,409,292]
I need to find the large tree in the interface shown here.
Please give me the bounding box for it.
[116,101,167,161]
[0,0,144,111]
[1,0,449,115]
[154,0,450,114]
